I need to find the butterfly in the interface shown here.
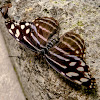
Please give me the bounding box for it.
[0,2,95,88]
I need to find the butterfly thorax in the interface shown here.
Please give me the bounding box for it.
[39,34,60,56]
[39,48,48,56]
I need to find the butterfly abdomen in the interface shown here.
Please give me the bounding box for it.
[46,34,60,50]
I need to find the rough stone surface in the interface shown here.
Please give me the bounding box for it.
[0,0,100,100]
[0,24,25,100]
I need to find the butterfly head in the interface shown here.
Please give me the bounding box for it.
[40,48,48,56]
[0,2,12,19]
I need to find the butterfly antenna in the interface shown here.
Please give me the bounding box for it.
[0,2,12,19]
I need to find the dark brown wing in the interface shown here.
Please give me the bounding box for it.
[5,20,40,52]
[45,32,95,88]
[33,17,59,47]
[51,32,86,59]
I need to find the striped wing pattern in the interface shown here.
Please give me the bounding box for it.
[53,32,86,59]
[34,17,59,47]
[0,3,95,88]
[45,32,95,88]
[5,20,40,52]
[5,17,59,51]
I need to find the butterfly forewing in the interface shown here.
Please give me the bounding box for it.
[45,32,95,88]
[5,17,60,52]
[33,17,59,47]
[5,20,40,52]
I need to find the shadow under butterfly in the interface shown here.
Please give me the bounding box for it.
[0,2,96,89]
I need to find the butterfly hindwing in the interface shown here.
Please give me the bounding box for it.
[45,32,95,88]
[57,32,85,59]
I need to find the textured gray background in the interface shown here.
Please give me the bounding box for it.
[0,0,100,100]
[0,27,25,100]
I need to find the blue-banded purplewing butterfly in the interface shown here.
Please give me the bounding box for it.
[0,2,95,88]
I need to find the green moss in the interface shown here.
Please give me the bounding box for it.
[54,1,58,3]
[83,7,86,10]
[70,24,77,29]
[61,0,66,1]
[72,24,77,27]
[77,21,84,26]
[29,60,31,63]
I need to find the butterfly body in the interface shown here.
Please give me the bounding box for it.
[0,2,95,88]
